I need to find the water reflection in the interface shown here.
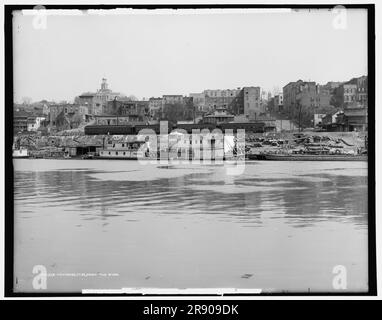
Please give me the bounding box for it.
[13,160,368,292]
[14,161,367,229]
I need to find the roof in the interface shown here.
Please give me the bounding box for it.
[94,114,120,117]
[14,111,31,118]
[326,109,343,116]
[344,108,368,116]
[79,92,96,97]
[204,114,234,118]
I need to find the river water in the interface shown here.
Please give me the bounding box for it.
[13,159,368,293]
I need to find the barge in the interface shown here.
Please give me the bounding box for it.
[248,153,367,161]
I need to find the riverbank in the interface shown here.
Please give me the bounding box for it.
[14,130,367,160]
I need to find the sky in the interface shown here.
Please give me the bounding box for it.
[13,8,368,103]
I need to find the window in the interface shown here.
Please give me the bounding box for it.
[116,152,118,155]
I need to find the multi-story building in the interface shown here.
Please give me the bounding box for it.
[203,89,241,98]
[119,101,149,119]
[75,92,103,116]
[189,93,206,112]
[283,80,332,121]
[48,104,80,126]
[355,76,368,107]
[332,76,368,109]
[342,76,368,131]
[190,87,262,117]
[148,97,163,109]
[348,75,368,108]
[95,78,121,103]
[13,111,29,133]
[273,93,284,112]
[243,86,262,119]
[75,78,123,115]
[203,88,241,112]
[283,80,303,114]
[27,116,46,131]
[342,84,358,106]
[148,97,163,119]
[162,95,184,105]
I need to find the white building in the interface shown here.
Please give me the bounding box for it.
[27,116,45,131]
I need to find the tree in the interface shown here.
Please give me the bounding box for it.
[293,102,315,131]
[330,87,343,109]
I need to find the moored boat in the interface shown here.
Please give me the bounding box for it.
[13,147,29,158]
[248,153,367,161]
[98,141,148,160]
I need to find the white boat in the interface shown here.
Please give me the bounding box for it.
[98,141,148,159]
[13,148,29,158]
[97,134,242,161]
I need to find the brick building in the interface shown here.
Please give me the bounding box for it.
[283,80,332,126]
[332,76,368,109]
[243,86,262,119]
[148,97,163,119]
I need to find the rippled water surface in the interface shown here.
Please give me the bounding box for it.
[13,159,368,292]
